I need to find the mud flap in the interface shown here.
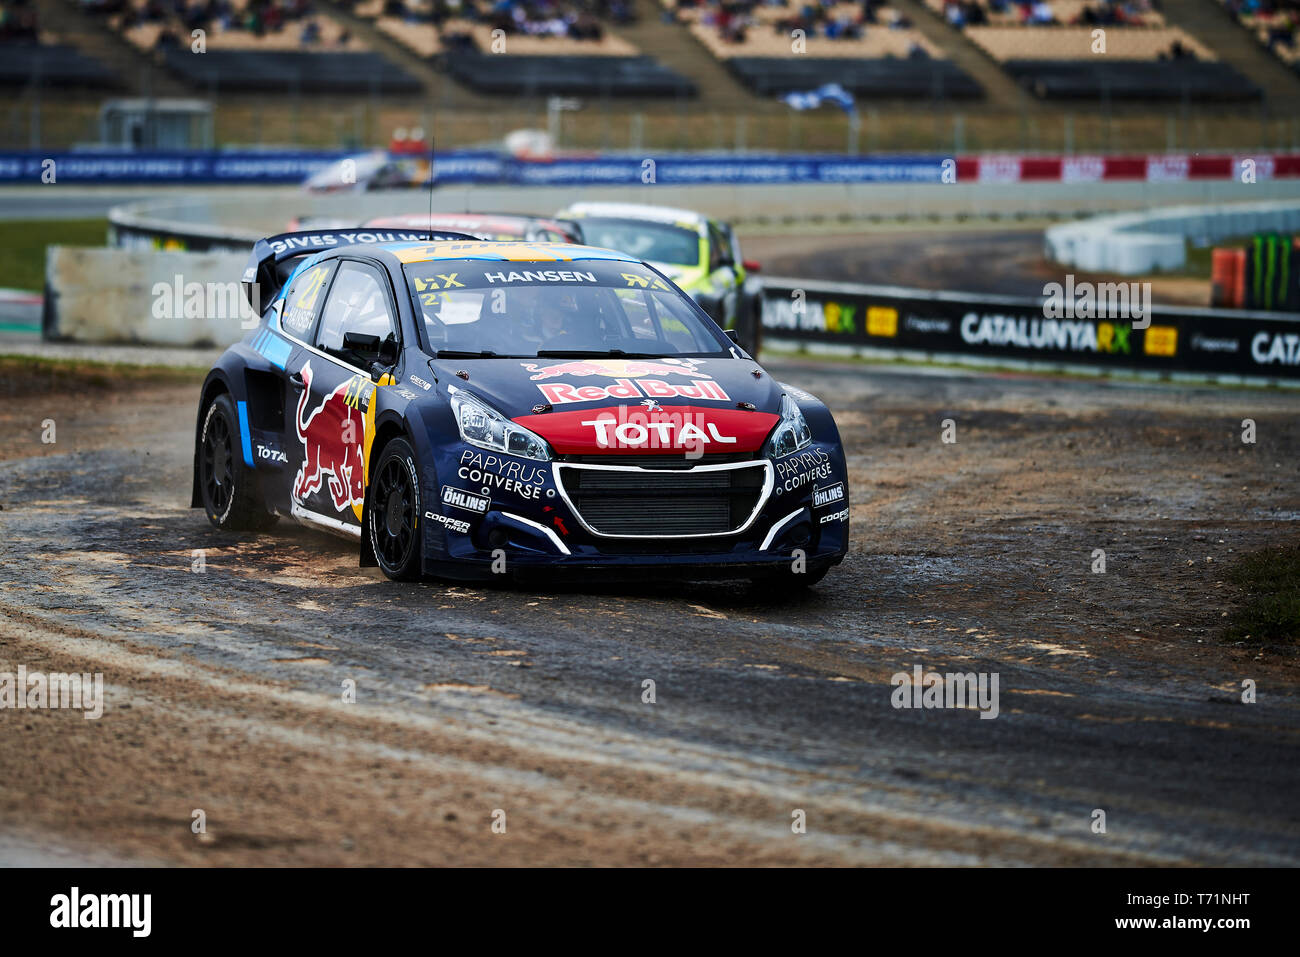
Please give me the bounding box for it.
[359,494,377,567]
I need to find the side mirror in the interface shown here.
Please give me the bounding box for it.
[342,331,381,355]
[725,329,740,344]
[360,334,400,382]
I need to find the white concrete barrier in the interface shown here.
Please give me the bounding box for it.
[1046,200,1300,275]
[45,245,251,347]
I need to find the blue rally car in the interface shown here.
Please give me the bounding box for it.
[192,229,849,586]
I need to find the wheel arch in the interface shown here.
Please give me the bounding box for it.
[359,415,417,568]
[191,372,235,508]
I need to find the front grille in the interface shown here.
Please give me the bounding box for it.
[556,462,769,537]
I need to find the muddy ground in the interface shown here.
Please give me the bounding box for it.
[0,357,1298,865]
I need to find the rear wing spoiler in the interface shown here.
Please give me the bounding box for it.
[241,228,483,313]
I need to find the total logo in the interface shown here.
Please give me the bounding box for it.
[517,405,780,455]
[1251,331,1300,366]
[256,443,288,464]
[583,413,737,449]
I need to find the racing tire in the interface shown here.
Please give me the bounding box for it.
[199,394,277,531]
[368,437,423,582]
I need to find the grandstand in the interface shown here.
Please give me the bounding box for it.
[663,0,982,97]
[922,0,1261,99]
[1217,0,1299,72]
[0,0,116,86]
[922,0,1165,26]
[80,0,425,91]
[320,0,695,95]
[352,0,639,57]
[5,0,1300,150]
[111,0,364,54]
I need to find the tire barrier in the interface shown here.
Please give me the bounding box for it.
[759,276,1300,382]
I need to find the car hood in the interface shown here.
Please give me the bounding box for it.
[428,355,783,455]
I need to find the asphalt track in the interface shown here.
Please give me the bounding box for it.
[1,355,1298,865]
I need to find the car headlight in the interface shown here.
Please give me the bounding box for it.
[764,393,813,458]
[451,390,552,462]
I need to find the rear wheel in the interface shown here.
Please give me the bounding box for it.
[368,437,423,581]
[198,394,277,531]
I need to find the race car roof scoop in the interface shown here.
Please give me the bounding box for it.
[240,228,482,313]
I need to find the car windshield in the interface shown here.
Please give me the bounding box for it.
[404,258,730,358]
[569,218,701,267]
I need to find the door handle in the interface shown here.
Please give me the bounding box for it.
[289,371,304,388]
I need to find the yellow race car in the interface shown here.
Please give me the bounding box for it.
[556,202,762,352]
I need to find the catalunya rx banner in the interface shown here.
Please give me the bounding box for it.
[760,277,1300,381]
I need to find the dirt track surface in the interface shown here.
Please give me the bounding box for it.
[743,227,1212,305]
[1,358,1299,865]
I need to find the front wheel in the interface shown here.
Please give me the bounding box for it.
[198,394,277,531]
[368,437,423,581]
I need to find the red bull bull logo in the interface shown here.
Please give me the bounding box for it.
[522,358,710,380]
[293,360,369,516]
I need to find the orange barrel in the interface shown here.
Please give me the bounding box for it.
[1211,247,1245,309]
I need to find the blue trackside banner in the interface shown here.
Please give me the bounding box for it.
[0,150,945,185]
[0,151,350,183]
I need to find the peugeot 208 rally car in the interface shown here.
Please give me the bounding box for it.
[192,228,849,586]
